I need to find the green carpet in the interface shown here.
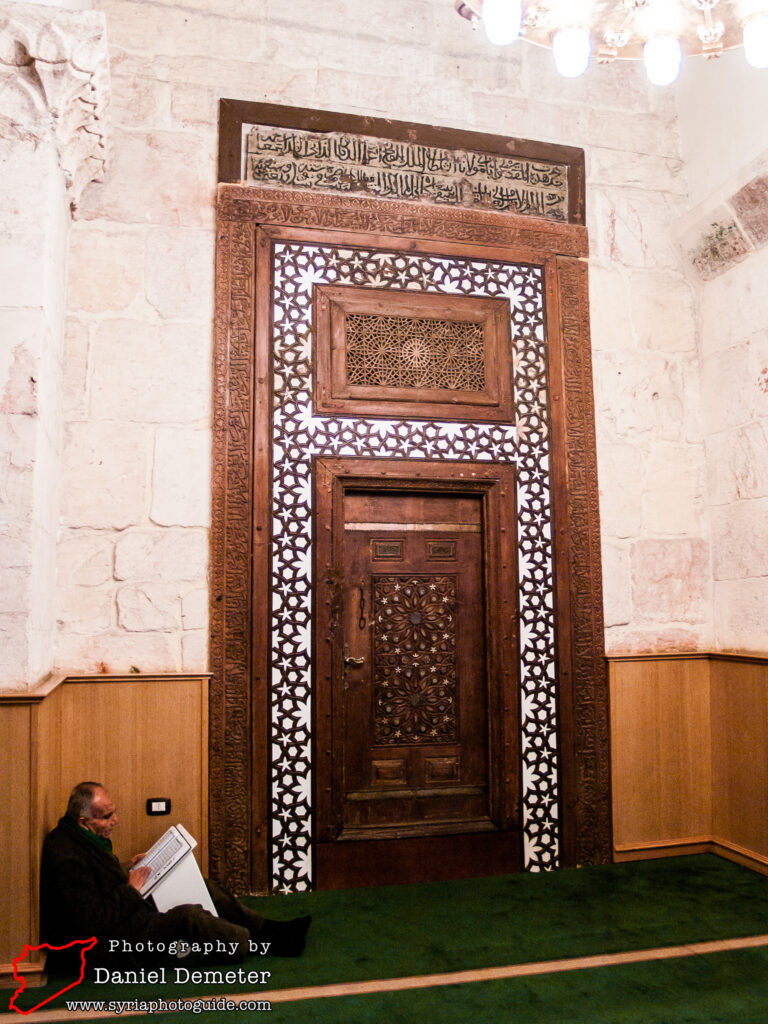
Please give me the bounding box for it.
[159,948,768,1024]
[244,853,768,984]
[9,855,768,1020]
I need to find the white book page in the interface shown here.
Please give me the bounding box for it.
[136,824,194,895]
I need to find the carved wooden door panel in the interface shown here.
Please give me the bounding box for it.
[341,491,487,831]
[315,459,521,887]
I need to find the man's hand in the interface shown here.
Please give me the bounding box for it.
[127,852,147,869]
[127,865,151,892]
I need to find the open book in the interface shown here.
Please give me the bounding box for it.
[136,824,194,896]
[135,824,217,916]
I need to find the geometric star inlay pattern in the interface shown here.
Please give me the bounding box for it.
[270,242,557,891]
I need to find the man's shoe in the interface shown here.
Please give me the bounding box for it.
[254,915,311,957]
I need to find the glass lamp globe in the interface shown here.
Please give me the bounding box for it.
[744,13,768,69]
[482,0,522,46]
[643,35,683,86]
[552,27,592,78]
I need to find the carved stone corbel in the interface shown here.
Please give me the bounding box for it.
[0,2,110,206]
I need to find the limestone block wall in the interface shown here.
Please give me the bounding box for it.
[677,49,768,210]
[54,0,709,676]
[589,162,706,654]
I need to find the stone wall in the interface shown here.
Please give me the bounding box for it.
[673,169,768,652]
[0,0,109,689]
[702,245,768,651]
[677,49,768,209]
[0,136,68,686]
[673,55,768,655]
[48,0,712,676]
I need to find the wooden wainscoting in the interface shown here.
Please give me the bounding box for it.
[0,695,40,973]
[609,654,712,857]
[0,674,208,969]
[609,653,768,873]
[711,655,768,871]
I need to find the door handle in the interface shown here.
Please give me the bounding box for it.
[343,642,364,667]
[343,644,365,690]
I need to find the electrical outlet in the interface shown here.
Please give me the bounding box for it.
[146,798,171,815]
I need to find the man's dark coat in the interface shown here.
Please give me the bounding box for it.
[40,816,155,971]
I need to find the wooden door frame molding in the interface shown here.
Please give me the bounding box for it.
[210,183,610,893]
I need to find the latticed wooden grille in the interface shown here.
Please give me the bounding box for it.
[345,312,487,391]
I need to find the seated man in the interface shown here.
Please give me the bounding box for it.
[40,782,310,975]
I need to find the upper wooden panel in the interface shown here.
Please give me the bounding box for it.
[218,100,586,226]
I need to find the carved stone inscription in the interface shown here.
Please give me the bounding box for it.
[373,575,458,745]
[244,126,569,221]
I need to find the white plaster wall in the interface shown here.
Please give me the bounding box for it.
[55,0,711,673]
[675,54,768,653]
[676,49,768,208]
[691,227,768,652]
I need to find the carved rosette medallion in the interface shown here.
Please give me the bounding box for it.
[373,575,459,745]
[269,240,557,891]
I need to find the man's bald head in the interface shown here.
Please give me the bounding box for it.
[66,782,104,820]
[66,782,119,840]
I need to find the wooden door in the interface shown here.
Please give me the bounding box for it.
[315,459,521,887]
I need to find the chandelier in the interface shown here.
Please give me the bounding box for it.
[455,0,768,84]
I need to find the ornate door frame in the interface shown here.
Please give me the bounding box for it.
[210,184,610,893]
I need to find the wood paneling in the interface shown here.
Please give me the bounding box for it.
[31,683,64,953]
[0,704,33,965]
[609,656,712,852]
[711,656,768,865]
[0,674,208,966]
[610,653,768,873]
[54,677,209,869]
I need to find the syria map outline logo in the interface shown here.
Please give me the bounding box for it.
[8,937,97,1015]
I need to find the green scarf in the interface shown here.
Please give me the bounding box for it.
[59,813,116,854]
